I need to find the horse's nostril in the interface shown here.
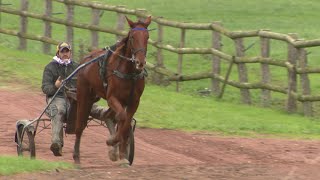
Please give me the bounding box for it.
[135,62,144,70]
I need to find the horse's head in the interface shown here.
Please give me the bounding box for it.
[126,16,151,71]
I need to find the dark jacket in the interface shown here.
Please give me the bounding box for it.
[41,60,79,98]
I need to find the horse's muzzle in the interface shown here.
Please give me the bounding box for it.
[135,59,146,70]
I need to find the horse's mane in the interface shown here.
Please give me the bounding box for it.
[81,36,128,62]
[116,36,129,55]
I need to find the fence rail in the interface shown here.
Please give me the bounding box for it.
[1,0,320,116]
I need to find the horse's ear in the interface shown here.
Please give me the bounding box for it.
[125,16,135,28]
[144,16,152,27]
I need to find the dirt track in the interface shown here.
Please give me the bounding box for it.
[1,89,320,179]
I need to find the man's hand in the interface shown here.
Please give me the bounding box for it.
[55,76,63,88]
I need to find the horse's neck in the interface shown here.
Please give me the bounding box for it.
[121,37,132,58]
[112,44,135,73]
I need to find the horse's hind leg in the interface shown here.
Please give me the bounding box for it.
[90,105,116,135]
[73,103,92,164]
[73,79,93,164]
[73,104,91,164]
[90,105,118,161]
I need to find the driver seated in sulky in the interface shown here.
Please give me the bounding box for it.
[41,42,111,156]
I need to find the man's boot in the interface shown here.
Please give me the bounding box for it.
[50,114,64,156]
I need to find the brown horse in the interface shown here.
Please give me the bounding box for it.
[73,16,151,166]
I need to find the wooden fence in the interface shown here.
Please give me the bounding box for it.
[1,0,320,116]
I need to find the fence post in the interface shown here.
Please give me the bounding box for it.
[116,5,125,41]
[260,33,271,106]
[66,3,74,49]
[176,28,186,92]
[286,33,298,113]
[43,0,52,54]
[78,39,85,62]
[0,0,2,31]
[19,0,28,50]
[211,21,222,96]
[150,21,166,85]
[234,38,251,104]
[298,48,313,116]
[91,8,100,49]
[157,22,164,67]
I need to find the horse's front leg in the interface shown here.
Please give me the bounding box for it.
[116,100,141,166]
[106,96,126,146]
[105,96,131,165]
[117,100,140,163]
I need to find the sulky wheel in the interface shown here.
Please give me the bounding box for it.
[16,125,36,158]
[111,118,136,165]
[126,128,135,165]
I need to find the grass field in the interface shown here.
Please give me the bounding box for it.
[2,0,320,106]
[0,1,320,137]
[0,156,73,175]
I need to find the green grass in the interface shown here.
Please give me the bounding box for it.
[0,45,319,139]
[0,46,50,88]
[0,156,73,176]
[135,84,320,139]
[2,0,320,106]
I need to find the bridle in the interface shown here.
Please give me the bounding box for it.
[105,27,148,64]
[129,27,148,61]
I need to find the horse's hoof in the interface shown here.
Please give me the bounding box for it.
[108,146,119,162]
[73,155,80,164]
[74,159,80,164]
[74,164,81,169]
[106,136,117,146]
[117,159,130,168]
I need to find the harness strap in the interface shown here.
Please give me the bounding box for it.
[98,44,117,89]
[112,68,148,80]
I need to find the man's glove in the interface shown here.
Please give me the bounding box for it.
[55,76,63,88]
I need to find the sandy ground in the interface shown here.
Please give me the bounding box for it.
[0,89,320,179]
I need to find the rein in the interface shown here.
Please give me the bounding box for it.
[103,46,147,81]
[104,46,135,63]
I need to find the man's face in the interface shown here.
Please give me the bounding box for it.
[58,48,71,60]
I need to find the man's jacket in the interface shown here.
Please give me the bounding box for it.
[41,60,79,98]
